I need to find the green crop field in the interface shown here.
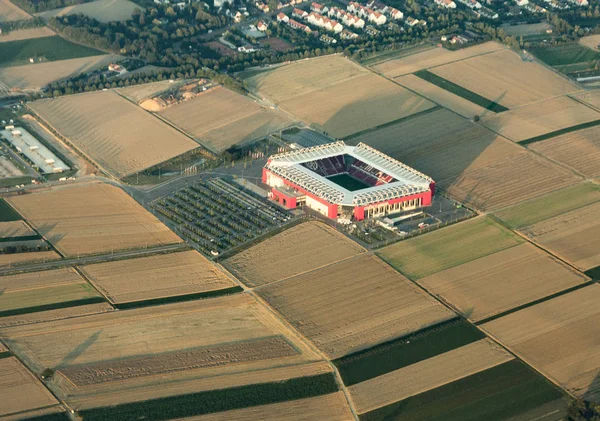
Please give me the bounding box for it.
[494,182,600,229]
[414,70,508,112]
[0,199,21,221]
[530,43,600,67]
[359,360,567,421]
[334,319,484,386]
[79,373,339,421]
[377,217,523,279]
[0,36,103,67]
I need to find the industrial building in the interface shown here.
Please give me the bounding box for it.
[263,141,435,221]
[0,127,69,174]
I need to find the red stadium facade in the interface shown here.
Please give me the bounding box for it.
[263,142,435,221]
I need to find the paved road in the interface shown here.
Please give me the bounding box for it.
[0,242,188,275]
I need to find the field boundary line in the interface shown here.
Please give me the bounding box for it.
[360,43,437,68]
[246,288,360,421]
[475,281,595,325]
[487,213,591,278]
[387,45,508,78]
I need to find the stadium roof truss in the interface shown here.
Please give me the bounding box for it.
[265,141,433,207]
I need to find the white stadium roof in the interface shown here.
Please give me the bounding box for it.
[265,141,433,206]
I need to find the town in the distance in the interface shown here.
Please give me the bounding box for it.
[0,0,599,419]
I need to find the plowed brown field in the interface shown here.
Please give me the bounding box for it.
[80,250,236,304]
[418,243,587,322]
[224,221,365,287]
[483,284,600,401]
[257,254,453,359]
[7,182,182,257]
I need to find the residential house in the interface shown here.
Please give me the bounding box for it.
[435,0,457,8]
[256,2,270,11]
[293,7,309,17]
[405,16,419,26]
[341,28,359,39]
[311,2,328,13]
[569,0,588,6]
[388,7,403,19]
[329,7,365,28]
[288,18,312,32]
[307,12,344,32]
[514,0,528,6]
[320,34,337,43]
[365,25,380,35]
[257,20,268,31]
[277,12,290,22]
[477,6,499,17]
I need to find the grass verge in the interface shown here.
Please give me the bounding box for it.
[414,70,508,113]
[334,318,483,386]
[0,36,103,67]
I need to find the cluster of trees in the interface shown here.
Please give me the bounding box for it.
[12,0,93,13]
[0,16,45,32]
[568,400,600,421]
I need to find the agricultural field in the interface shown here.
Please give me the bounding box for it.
[528,125,600,178]
[79,250,238,305]
[256,253,453,359]
[521,201,600,271]
[0,220,36,239]
[396,74,486,119]
[158,86,294,152]
[480,96,600,142]
[418,243,587,322]
[165,392,353,421]
[580,34,600,51]
[29,91,200,178]
[0,250,61,268]
[494,182,600,229]
[530,43,600,67]
[244,55,434,138]
[36,0,141,22]
[349,339,513,415]
[501,22,550,36]
[483,284,600,402]
[153,178,291,258]
[0,293,328,411]
[430,49,579,108]
[350,109,579,211]
[0,27,55,43]
[0,36,104,67]
[358,359,567,421]
[0,267,106,319]
[371,41,505,78]
[377,216,523,280]
[0,357,62,419]
[0,0,30,22]
[0,53,116,91]
[224,220,365,287]
[7,182,182,257]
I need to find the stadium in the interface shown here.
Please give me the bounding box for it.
[263,141,435,221]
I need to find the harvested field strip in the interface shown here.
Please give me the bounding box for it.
[493,182,600,229]
[0,296,107,318]
[419,243,589,322]
[0,357,60,418]
[0,251,61,267]
[60,336,298,386]
[482,284,600,401]
[522,201,600,271]
[414,70,508,112]
[350,339,514,415]
[0,0,31,22]
[79,249,237,304]
[78,373,339,421]
[23,414,71,421]
[0,198,21,221]
[377,217,523,280]
[520,119,600,145]
[257,253,453,359]
[0,235,39,242]
[586,266,600,280]
[0,27,55,43]
[358,360,565,421]
[334,318,483,386]
[223,221,365,287]
[0,303,113,328]
[476,281,593,325]
[0,220,37,238]
[113,286,243,309]
[345,105,440,140]
[168,391,353,421]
